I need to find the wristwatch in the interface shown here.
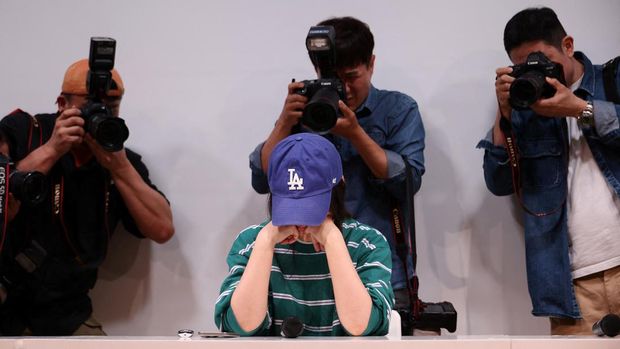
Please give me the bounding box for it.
[577,100,594,127]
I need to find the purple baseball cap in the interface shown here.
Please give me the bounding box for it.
[268,133,343,226]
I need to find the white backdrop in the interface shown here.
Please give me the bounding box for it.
[1,0,619,336]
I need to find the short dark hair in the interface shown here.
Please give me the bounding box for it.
[268,180,352,230]
[503,7,567,55]
[314,16,374,69]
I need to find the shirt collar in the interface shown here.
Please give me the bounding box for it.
[355,84,377,118]
[574,51,595,98]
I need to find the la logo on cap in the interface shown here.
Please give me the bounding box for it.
[287,168,304,190]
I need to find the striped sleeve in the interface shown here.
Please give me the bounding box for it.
[213,224,271,336]
[349,224,395,336]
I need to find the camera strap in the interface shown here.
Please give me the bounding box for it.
[51,172,112,267]
[20,112,112,267]
[0,111,41,254]
[390,159,422,319]
[0,161,11,254]
[26,114,43,153]
[602,56,620,104]
[498,112,566,217]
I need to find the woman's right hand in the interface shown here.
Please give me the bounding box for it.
[257,222,299,248]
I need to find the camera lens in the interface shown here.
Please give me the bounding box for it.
[81,102,129,152]
[9,170,46,205]
[302,87,339,133]
[509,70,547,109]
[89,116,129,152]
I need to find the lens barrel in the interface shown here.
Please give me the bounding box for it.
[302,87,340,133]
[9,170,46,205]
[509,70,547,109]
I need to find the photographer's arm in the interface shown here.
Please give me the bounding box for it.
[535,77,620,149]
[493,66,514,147]
[260,82,307,172]
[478,67,517,196]
[333,100,425,201]
[85,136,173,243]
[16,109,85,174]
[332,101,388,179]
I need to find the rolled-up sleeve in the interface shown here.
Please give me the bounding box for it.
[592,99,620,148]
[370,99,425,202]
[249,142,269,194]
[477,128,513,196]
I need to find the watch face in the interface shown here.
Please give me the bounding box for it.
[577,116,593,127]
[578,102,594,127]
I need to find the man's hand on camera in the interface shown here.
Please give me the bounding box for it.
[48,108,85,158]
[495,67,514,119]
[276,81,307,130]
[84,134,131,174]
[531,77,588,118]
[331,100,362,140]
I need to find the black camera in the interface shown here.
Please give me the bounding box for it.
[0,155,46,207]
[295,26,346,134]
[593,314,620,337]
[399,301,457,334]
[81,37,129,152]
[509,51,566,110]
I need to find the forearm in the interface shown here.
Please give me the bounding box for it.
[324,233,372,336]
[261,121,293,172]
[230,235,274,332]
[493,111,507,147]
[111,165,174,243]
[349,128,388,179]
[15,143,61,174]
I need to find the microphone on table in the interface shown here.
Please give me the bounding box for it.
[281,316,304,338]
[592,314,620,337]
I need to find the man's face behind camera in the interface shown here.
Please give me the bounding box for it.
[509,40,575,85]
[334,56,375,112]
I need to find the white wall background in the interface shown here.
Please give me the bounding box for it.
[1,0,619,336]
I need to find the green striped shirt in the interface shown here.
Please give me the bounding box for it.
[214,218,394,336]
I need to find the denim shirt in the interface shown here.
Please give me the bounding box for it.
[477,52,620,318]
[250,85,426,290]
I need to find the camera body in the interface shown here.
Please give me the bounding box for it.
[294,26,346,134]
[509,51,566,110]
[0,154,46,208]
[399,301,457,334]
[295,78,346,133]
[80,37,129,152]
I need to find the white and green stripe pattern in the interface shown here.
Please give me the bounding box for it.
[214,218,394,336]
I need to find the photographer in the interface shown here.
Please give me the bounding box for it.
[478,7,620,335]
[217,133,393,336]
[249,17,425,333]
[0,58,174,335]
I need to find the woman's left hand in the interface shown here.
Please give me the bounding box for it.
[305,216,340,252]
